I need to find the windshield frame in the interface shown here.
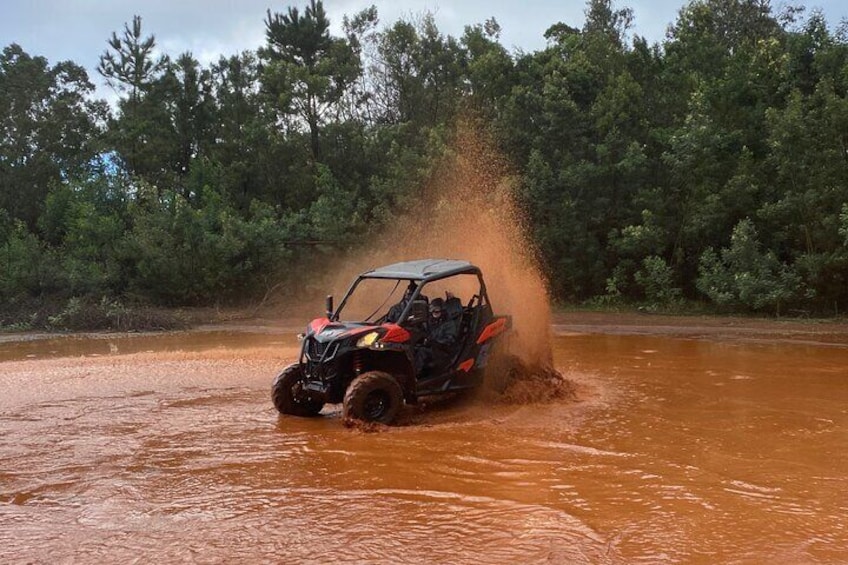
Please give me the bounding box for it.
[333,272,489,324]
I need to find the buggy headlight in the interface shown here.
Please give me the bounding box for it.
[356,331,380,347]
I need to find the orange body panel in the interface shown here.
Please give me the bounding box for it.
[476,317,507,344]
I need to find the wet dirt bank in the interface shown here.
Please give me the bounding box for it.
[2,314,847,563]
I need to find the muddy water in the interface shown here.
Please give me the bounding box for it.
[1,329,847,563]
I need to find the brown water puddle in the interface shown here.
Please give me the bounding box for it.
[1,327,847,563]
[0,330,299,362]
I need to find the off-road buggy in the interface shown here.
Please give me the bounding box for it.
[272,259,512,424]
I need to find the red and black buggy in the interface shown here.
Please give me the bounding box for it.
[272,259,512,424]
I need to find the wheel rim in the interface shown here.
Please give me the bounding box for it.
[363,389,390,420]
[291,379,307,404]
[289,376,319,409]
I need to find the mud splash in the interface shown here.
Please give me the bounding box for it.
[283,122,552,366]
[343,357,578,433]
[493,358,577,405]
[272,121,572,409]
[375,124,552,365]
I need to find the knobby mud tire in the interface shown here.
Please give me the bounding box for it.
[272,363,324,417]
[343,371,404,424]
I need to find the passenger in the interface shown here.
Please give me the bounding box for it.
[415,297,459,376]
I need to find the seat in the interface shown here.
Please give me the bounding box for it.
[442,296,466,364]
[444,296,463,321]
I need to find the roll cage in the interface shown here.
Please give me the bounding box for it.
[331,259,492,325]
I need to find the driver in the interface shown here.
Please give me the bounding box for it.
[386,281,418,323]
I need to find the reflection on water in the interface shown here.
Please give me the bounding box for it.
[1,330,847,563]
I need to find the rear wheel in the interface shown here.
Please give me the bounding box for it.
[483,351,523,394]
[272,364,324,417]
[343,371,403,424]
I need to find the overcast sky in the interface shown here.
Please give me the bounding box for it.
[2,0,846,98]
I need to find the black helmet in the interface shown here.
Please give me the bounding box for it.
[429,297,445,313]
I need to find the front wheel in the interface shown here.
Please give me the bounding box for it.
[272,364,324,417]
[343,371,404,424]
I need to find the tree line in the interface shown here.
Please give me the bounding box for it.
[1,0,847,328]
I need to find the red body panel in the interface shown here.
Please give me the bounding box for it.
[458,358,475,372]
[309,317,331,334]
[380,323,411,343]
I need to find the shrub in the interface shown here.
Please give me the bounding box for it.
[697,218,803,314]
[635,255,682,306]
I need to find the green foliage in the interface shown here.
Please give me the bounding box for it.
[3,0,848,321]
[39,179,128,296]
[0,44,105,227]
[260,0,361,161]
[840,204,848,245]
[461,19,513,116]
[697,219,804,313]
[98,15,168,99]
[0,214,43,301]
[306,164,366,241]
[47,297,83,329]
[635,255,682,305]
[123,186,291,304]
